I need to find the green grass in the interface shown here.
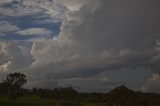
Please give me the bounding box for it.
[0,96,105,106]
[0,96,56,106]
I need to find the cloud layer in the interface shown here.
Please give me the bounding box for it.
[17,28,52,36]
[1,0,160,92]
[0,41,32,72]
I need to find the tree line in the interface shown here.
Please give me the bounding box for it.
[1,72,160,106]
[0,72,79,101]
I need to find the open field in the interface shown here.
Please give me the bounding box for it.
[0,96,105,106]
[1,86,160,106]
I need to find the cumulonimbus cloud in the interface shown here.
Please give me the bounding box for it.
[31,0,159,73]
[1,0,160,92]
[26,0,160,91]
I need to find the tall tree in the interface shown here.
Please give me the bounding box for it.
[2,72,27,101]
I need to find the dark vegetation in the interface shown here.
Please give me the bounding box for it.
[0,73,160,106]
[0,72,27,101]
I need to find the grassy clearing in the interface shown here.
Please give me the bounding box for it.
[0,96,55,106]
[0,96,105,106]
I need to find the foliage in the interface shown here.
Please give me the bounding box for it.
[1,73,160,106]
[1,72,27,101]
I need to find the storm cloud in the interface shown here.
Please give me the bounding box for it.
[0,0,160,92]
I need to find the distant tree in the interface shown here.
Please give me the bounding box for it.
[2,72,27,101]
[0,82,8,95]
[32,87,37,95]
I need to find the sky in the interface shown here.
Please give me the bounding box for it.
[0,0,160,93]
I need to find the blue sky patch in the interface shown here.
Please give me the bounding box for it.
[0,8,61,41]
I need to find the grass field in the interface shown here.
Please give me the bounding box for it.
[0,96,105,106]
